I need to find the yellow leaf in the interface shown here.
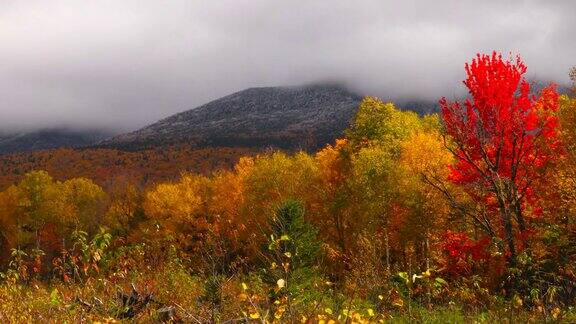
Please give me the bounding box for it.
[277,278,285,289]
[392,298,404,308]
[514,295,523,308]
[552,307,561,319]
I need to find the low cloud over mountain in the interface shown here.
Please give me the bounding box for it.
[1,1,574,131]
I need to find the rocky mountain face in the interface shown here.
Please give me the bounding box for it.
[0,128,112,155]
[104,84,363,151]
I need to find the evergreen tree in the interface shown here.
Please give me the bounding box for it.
[261,199,323,317]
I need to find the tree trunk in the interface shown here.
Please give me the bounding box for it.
[502,210,517,266]
[494,181,518,266]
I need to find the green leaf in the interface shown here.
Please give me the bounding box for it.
[50,288,60,306]
[434,277,448,286]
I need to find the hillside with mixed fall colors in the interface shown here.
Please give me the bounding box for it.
[0,84,365,191]
[0,145,259,191]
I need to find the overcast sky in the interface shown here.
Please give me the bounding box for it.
[0,0,574,132]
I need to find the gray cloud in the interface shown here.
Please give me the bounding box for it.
[0,0,574,131]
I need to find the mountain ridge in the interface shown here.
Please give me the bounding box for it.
[0,128,113,155]
[103,84,364,151]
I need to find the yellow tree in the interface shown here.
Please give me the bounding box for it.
[225,151,322,269]
[7,171,65,251]
[344,98,425,253]
[242,152,320,229]
[540,95,576,221]
[209,157,253,242]
[0,186,21,263]
[0,171,108,268]
[317,97,435,278]
[61,177,107,234]
[207,159,254,264]
[104,178,145,236]
[346,97,422,154]
[399,125,453,269]
[313,139,352,258]
[144,174,210,234]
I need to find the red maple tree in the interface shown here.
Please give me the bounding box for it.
[439,52,561,264]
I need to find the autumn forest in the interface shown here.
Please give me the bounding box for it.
[2,53,576,323]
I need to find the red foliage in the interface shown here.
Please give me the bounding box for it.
[439,52,561,258]
[440,52,560,197]
[441,230,490,275]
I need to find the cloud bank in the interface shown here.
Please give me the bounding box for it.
[0,0,574,131]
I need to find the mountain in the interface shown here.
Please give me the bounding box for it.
[104,84,363,151]
[0,128,113,155]
[5,80,567,156]
[396,100,439,115]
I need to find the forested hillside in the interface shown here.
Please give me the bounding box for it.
[1,54,576,322]
[0,145,259,191]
